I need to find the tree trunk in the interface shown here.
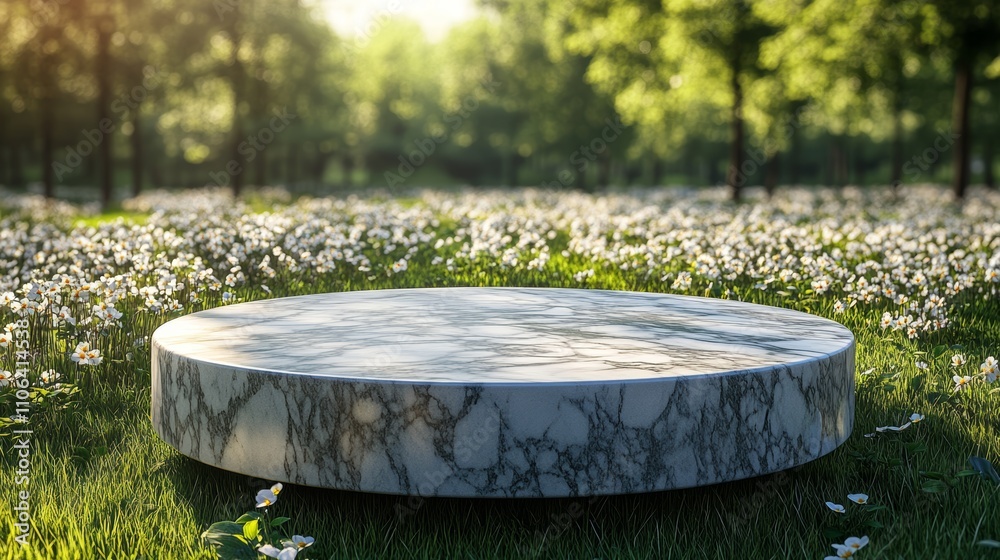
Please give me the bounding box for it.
[575,167,588,192]
[286,143,298,185]
[341,154,354,187]
[41,28,56,199]
[254,146,267,187]
[985,137,996,189]
[501,150,512,186]
[726,64,743,202]
[828,136,845,186]
[765,152,779,197]
[172,158,181,187]
[96,19,113,210]
[149,141,164,188]
[11,145,24,187]
[311,149,327,185]
[837,137,848,186]
[651,156,663,186]
[229,19,245,197]
[253,66,267,187]
[625,161,642,185]
[951,56,972,199]
[131,103,143,196]
[854,148,865,186]
[41,98,55,198]
[789,125,799,185]
[0,119,6,186]
[597,153,611,189]
[890,104,903,192]
[682,143,695,182]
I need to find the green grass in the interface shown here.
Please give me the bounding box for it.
[73,210,149,228]
[1,206,999,560]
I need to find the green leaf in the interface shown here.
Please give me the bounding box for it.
[978,540,1000,549]
[242,519,259,542]
[863,519,884,529]
[235,512,261,524]
[202,521,244,541]
[932,344,948,358]
[270,516,291,527]
[201,521,257,560]
[904,441,928,454]
[214,540,256,560]
[969,456,1000,484]
[910,374,926,391]
[921,479,949,493]
[919,470,948,480]
[202,522,257,559]
[882,383,896,392]
[950,344,964,351]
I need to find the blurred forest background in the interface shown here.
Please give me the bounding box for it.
[1,0,1000,208]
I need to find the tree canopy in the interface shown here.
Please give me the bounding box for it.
[1,0,998,204]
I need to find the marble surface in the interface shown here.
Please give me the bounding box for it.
[151,288,855,497]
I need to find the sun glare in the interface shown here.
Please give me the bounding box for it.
[316,0,479,41]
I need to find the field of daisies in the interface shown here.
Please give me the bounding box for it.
[0,184,998,559]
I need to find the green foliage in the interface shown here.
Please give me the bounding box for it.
[201,489,314,559]
[969,456,1000,484]
[3,0,1000,193]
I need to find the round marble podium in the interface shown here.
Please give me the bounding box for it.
[151,288,855,497]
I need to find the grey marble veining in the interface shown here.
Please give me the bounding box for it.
[151,288,855,497]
